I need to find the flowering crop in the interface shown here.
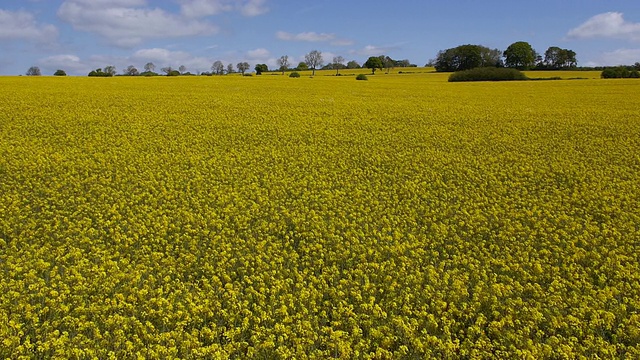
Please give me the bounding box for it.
[1,74,639,358]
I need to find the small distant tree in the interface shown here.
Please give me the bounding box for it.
[161,66,173,75]
[634,62,640,71]
[53,69,67,76]
[346,60,360,69]
[179,65,187,74]
[304,50,323,76]
[211,61,224,75]
[103,65,117,76]
[144,62,155,72]
[277,55,290,75]
[124,65,139,76]
[296,62,308,71]
[332,56,345,75]
[237,62,250,75]
[26,66,41,76]
[226,63,234,74]
[254,63,268,75]
[379,55,394,73]
[364,56,383,74]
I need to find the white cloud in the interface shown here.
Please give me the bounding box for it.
[240,0,269,17]
[38,54,86,73]
[568,12,640,41]
[0,9,58,42]
[57,0,218,47]
[178,0,268,18]
[277,31,335,42]
[584,48,640,66]
[246,48,269,59]
[132,48,213,72]
[179,0,233,18]
[350,45,397,57]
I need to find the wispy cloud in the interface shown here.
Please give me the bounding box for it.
[0,9,58,43]
[276,30,352,46]
[567,12,640,41]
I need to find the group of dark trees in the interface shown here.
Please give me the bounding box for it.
[432,42,578,72]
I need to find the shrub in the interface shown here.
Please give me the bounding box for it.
[356,74,368,81]
[601,66,640,79]
[449,67,528,82]
[289,72,301,78]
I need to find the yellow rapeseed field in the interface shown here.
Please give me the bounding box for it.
[1,72,639,358]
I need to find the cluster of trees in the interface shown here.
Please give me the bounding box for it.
[601,66,640,78]
[431,42,578,72]
[362,55,417,74]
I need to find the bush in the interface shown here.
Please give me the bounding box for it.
[601,66,640,79]
[356,74,368,81]
[289,72,300,78]
[448,67,528,82]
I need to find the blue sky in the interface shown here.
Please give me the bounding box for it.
[1,0,639,75]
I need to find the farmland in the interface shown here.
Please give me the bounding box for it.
[1,71,639,358]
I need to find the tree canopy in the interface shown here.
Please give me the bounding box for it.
[434,45,502,72]
[504,41,537,70]
[364,56,383,74]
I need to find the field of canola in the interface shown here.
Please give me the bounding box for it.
[1,72,639,359]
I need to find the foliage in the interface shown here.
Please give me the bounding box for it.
[435,45,502,72]
[123,65,139,76]
[289,71,301,78]
[601,66,640,79]
[211,61,225,75]
[1,74,639,359]
[88,68,113,77]
[254,64,268,75]
[53,69,67,76]
[542,47,577,69]
[346,60,361,69]
[364,56,383,74]
[26,66,41,76]
[504,41,537,69]
[356,74,369,80]
[448,67,529,82]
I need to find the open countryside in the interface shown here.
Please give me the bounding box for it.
[1,70,639,358]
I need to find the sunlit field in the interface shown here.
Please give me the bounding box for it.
[1,71,639,358]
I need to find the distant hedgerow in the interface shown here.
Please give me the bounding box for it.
[601,66,640,79]
[448,67,529,82]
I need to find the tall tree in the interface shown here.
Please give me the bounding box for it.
[364,56,383,74]
[144,62,155,72]
[26,66,41,76]
[379,55,395,73]
[304,50,323,76]
[504,41,537,70]
[211,61,224,75]
[277,55,290,75]
[226,63,234,74]
[332,56,345,75]
[236,62,250,75]
[179,65,187,74]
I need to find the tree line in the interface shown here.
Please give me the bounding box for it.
[430,42,579,72]
[23,42,640,76]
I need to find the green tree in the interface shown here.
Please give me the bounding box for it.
[364,56,383,74]
[543,47,577,69]
[504,41,537,69]
[346,60,360,69]
[53,69,67,76]
[254,63,268,75]
[434,45,501,72]
[296,62,308,71]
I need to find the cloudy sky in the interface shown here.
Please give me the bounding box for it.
[1,0,639,75]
